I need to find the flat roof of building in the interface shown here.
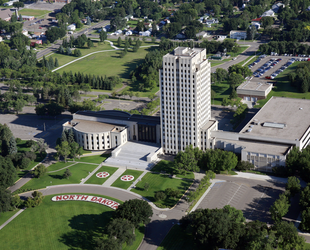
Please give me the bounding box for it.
[75,110,160,126]
[240,97,310,141]
[165,47,205,58]
[70,119,117,133]
[237,81,272,92]
[221,139,290,155]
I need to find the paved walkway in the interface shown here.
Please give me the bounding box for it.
[127,170,148,191]
[0,209,25,230]
[102,168,126,187]
[80,163,104,184]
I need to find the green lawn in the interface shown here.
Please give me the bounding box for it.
[111,169,143,189]
[305,242,310,249]
[75,154,109,164]
[157,225,199,250]
[151,160,194,179]
[59,46,157,81]
[22,163,98,190]
[0,194,144,250]
[19,9,51,17]
[50,41,112,67]
[254,61,310,108]
[0,209,20,227]
[228,45,249,58]
[85,166,118,185]
[47,162,74,172]
[132,172,193,208]
[211,81,231,105]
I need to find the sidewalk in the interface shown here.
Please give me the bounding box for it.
[127,170,148,191]
[102,168,126,187]
[80,163,104,184]
[0,209,25,230]
[232,171,289,183]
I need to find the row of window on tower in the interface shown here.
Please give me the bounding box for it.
[164,62,191,67]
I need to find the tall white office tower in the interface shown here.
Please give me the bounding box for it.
[160,47,217,154]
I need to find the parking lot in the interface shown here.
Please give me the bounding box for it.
[197,176,289,223]
[248,55,308,82]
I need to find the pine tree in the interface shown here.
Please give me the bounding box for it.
[55,58,59,67]
[42,55,47,68]
[48,57,54,70]
[8,136,17,155]
[67,129,75,144]
[61,131,67,142]
[59,45,64,54]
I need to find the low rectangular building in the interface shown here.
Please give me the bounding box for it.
[230,30,247,39]
[237,81,272,102]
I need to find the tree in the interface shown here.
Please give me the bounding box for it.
[106,218,135,247]
[174,145,200,173]
[114,199,153,227]
[117,37,122,47]
[99,30,107,42]
[56,141,70,162]
[54,58,59,67]
[86,16,91,26]
[144,182,150,191]
[35,139,48,157]
[11,194,22,209]
[229,73,244,88]
[34,164,47,178]
[300,183,310,209]
[70,141,80,159]
[270,193,290,222]
[286,176,301,196]
[0,156,16,188]
[25,191,44,207]
[7,135,17,155]
[273,221,305,249]
[236,161,254,171]
[0,187,12,213]
[261,16,274,29]
[87,39,93,49]
[63,168,72,179]
[110,16,126,31]
[301,207,310,232]
[155,191,166,201]
[180,207,245,249]
[247,25,256,40]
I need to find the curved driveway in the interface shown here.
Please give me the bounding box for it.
[21,184,188,250]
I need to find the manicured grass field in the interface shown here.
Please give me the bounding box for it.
[19,9,51,17]
[132,172,193,208]
[50,42,112,67]
[75,154,109,164]
[151,160,194,179]
[111,169,143,189]
[157,225,198,250]
[59,46,157,81]
[47,162,74,172]
[254,61,310,108]
[85,166,118,185]
[0,209,20,227]
[22,163,98,190]
[0,194,145,250]
[211,81,231,105]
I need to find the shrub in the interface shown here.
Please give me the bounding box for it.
[15,138,22,144]
[19,157,31,169]
[24,151,37,161]
[235,161,254,171]
[26,140,36,148]
[155,191,166,201]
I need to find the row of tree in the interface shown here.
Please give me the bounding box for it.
[174,145,238,174]
[288,62,310,93]
[181,205,305,249]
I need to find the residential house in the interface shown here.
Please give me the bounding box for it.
[0,9,13,21]
[176,33,186,39]
[196,31,208,39]
[125,30,132,36]
[139,30,151,36]
[3,0,18,6]
[272,2,285,13]
[67,24,76,31]
[261,9,275,17]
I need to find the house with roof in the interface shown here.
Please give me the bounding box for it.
[262,9,275,17]
[0,9,13,21]
[272,2,285,13]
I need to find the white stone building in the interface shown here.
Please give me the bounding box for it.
[159,47,217,154]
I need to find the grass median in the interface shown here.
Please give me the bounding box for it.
[21,163,98,190]
[132,172,193,208]
[85,165,118,185]
[111,169,143,189]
